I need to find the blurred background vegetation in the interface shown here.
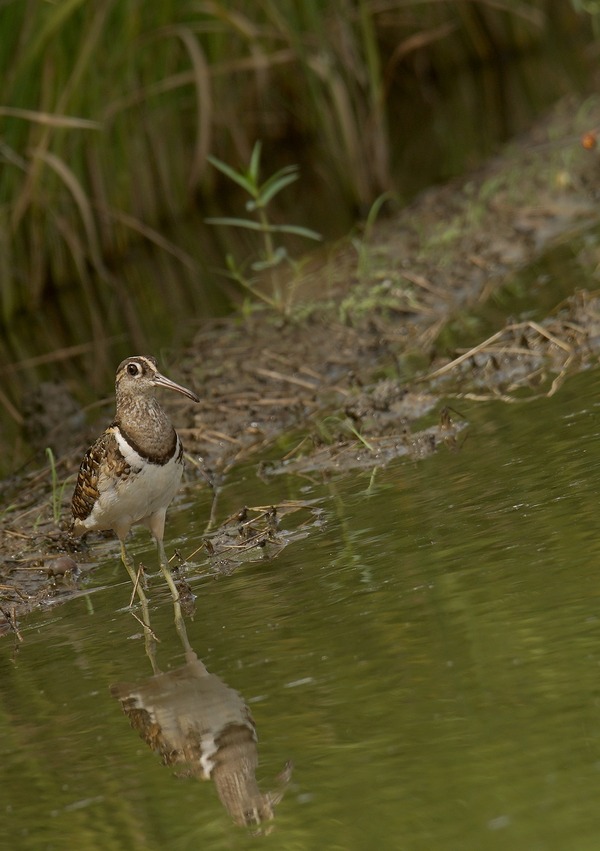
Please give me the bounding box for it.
[0,0,597,468]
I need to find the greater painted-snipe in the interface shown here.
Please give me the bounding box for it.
[70,355,200,600]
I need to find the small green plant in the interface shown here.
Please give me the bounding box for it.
[46,447,68,525]
[206,141,322,313]
[0,502,17,523]
[353,190,399,280]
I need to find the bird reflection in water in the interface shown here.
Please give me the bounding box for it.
[110,599,292,830]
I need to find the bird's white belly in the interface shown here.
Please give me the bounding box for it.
[84,432,184,534]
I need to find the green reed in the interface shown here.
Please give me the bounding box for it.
[0,0,592,334]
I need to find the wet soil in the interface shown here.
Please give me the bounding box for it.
[3,93,600,635]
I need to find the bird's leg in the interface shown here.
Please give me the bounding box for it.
[120,539,149,608]
[148,512,180,601]
[132,582,159,674]
[155,536,193,649]
[119,539,157,665]
[148,512,188,641]
[156,537,180,602]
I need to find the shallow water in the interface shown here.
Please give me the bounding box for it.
[4,366,600,850]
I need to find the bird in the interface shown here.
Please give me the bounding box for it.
[70,355,200,603]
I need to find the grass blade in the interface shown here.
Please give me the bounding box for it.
[208,155,256,194]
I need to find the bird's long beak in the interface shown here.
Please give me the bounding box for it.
[153,371,200,403]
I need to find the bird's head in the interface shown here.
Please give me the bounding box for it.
[115,356,200,403]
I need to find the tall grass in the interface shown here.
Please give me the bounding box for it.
[0,2,590,321]
[0,1,593,392]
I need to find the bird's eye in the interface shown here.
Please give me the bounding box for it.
[127,363,140,376]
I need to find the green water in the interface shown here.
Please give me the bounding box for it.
[3,367,600,850]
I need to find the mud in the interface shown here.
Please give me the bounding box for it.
[3,93,600,633]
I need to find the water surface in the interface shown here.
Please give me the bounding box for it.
[3,368,600,850]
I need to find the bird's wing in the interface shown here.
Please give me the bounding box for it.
[71,427,129,522]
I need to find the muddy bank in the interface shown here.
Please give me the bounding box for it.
[2,93,600,632]
[178,96,600,472]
